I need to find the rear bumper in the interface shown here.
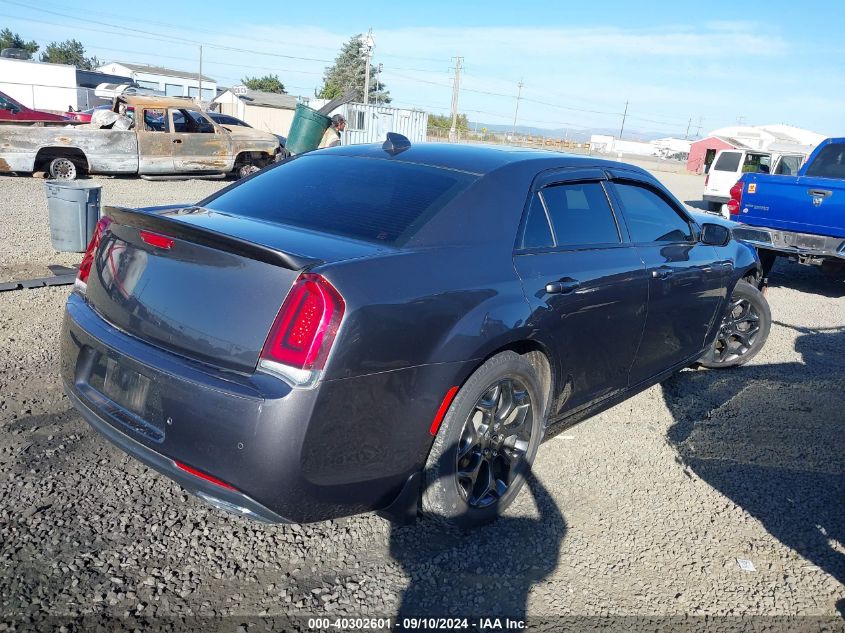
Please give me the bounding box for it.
[62,292,469,523]
[63,383,288,523]
[702,194,729,204]
[731,225,845,262]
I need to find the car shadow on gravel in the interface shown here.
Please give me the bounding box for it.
[764,259,845,299]
[662,325,845,596]
[388,459,566,626]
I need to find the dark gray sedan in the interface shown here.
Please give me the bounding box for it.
[61,138,770,527]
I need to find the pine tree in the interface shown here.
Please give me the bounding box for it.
[317,34,390,104]
[0,28,39,57]
[40,39,99,70]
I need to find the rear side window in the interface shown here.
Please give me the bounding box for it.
[805,144,845,179]
[775,155,803,176]
[611,182,693,243]
[203,155,476,244]
[541,182,620,246]
[519,194,554,249]
[742,153,771,174]
[713,152,741,172]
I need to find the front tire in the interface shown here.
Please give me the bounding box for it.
[421,351,545,528]
[699,280,771,368]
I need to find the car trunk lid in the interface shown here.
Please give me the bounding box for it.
[83,205,386,373]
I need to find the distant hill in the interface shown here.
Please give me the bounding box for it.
[469,121,686,143]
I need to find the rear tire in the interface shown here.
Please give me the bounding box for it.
[421,351,545,528]
[48,157,78,180]
[699,280,771,368]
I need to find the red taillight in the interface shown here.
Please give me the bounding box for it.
[260,274,345,373]
[76,216,112,287]
[139,230,174,249]
[704,174,709,187]
[174,461,236,491]
[727,181,744,217]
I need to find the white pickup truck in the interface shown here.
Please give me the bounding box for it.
[0,95,281,180]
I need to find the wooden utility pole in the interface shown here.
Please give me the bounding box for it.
[511,79,524,143]
[448,56,463,143]
[198,45,203,106]
[619,100,629,139]
[363,29,374,104]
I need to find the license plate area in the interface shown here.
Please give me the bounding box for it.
[83,352,166,442]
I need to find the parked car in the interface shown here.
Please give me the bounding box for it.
[0,90,70,124]
[207,111,287,151]
[61,140,770,528]
[0,95,281,180]
[729,137,845,279]
[64,104,112,123]
[703,149,808,217]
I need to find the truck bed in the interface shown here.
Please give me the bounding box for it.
[0,125,139,174]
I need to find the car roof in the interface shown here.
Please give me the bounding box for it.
[321,142,640,177]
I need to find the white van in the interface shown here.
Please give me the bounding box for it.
[702,150,807,216]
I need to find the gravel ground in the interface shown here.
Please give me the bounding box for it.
[0,168,843,631]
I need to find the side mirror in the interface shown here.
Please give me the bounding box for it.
[700,223,731,247]
[9,105,20,114]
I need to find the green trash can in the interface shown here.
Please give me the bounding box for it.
[44,180,102,253]
[286,103,332,155]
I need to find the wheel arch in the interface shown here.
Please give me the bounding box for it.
[34,146,89,173]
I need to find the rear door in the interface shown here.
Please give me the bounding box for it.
[512,169,648,416]
[607,171,726,385]
[169,109,232,173]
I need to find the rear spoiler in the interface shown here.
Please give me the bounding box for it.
[104,205,323,271]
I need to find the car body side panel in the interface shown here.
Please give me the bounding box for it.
[321,245,532,380]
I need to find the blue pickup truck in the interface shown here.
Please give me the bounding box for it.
[728,137,845,281]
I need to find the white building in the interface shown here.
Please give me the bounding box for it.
[97,62,216,102]
[213,88,299,136]
[0,57,77,113]
[707,124,825,154]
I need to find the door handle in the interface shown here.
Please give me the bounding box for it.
[807,189,832,198]
[651,266,674,280]
[545,278,581,294]
[172,139,183,144]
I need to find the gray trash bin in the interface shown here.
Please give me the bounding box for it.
[44,180,103,253]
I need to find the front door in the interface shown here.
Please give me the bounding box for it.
[169,109,231,173]
[512,170,648,416]
[606,173,726,385]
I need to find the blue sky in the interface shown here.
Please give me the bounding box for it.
[2,0,842,136]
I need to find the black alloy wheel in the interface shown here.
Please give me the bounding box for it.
[456,378,533,508]
[700,280,771,368]
[421,351,545,528]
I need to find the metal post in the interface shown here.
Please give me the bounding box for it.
[511,80,523,144]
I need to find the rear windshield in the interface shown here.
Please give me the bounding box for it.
[202,154,476,244]
[713,152,741,172]
[805,143,845,179]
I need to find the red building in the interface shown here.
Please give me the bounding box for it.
[686,136,749,174]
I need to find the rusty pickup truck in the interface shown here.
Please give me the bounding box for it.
[0,95,281,180]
